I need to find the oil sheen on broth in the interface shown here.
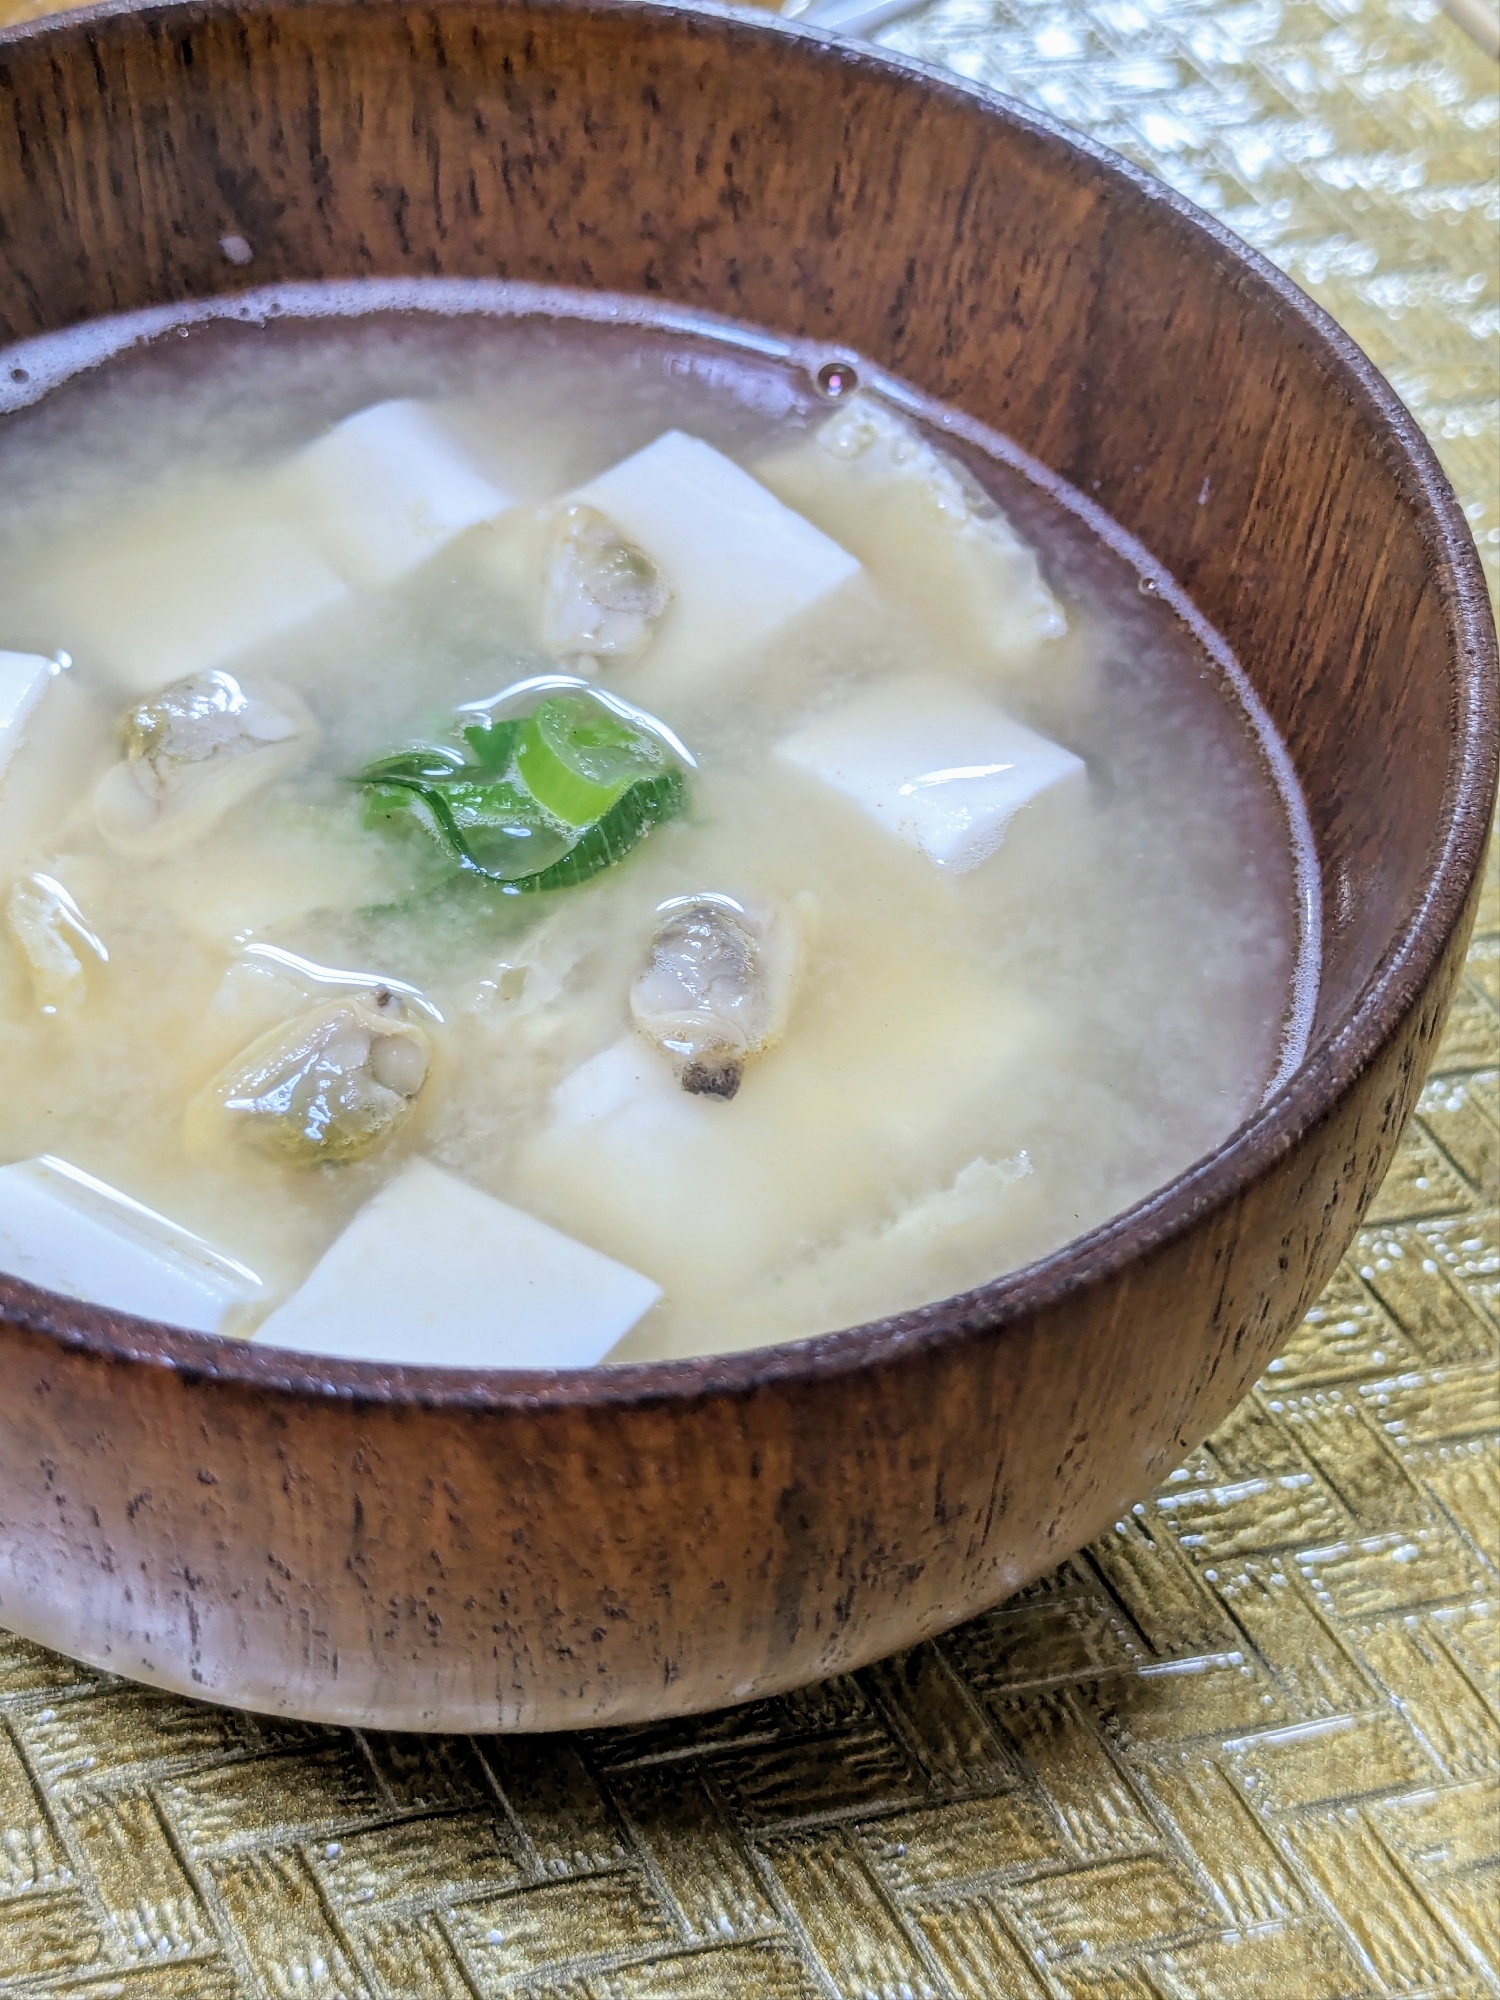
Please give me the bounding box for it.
[0,291,1317,1368]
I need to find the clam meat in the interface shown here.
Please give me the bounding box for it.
[186,987,431,1165]
[4,872,108,1017]
[540,503,671,666]
[630,894,802,1099]
[94,669,316,857]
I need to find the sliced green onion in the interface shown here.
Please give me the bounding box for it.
[462,718,522,773]
[353,694,685,896]
[362,780,450,843]
[360,744,469,783]
[518,770,686,892]
[441,779,576,881]
[515,696,666,828]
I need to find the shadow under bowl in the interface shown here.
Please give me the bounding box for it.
[0,0,1494,1729]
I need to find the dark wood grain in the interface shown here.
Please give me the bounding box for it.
[0,0,1493,1730]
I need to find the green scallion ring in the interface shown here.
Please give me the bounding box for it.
[514,695,667,828]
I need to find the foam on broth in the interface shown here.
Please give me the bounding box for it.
[0,286,1318,1362]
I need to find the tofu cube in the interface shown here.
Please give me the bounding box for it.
[0,671,114,879]
[0,651,59,782]
[528,1036,787,1301]
[0,1155,263,1334]
[26,502,350,695]
[755,397,1067,674]
[526,928,1047,1308]
[551,1036,694,1132]
[20,401,512,695]
[699,1152,1048,1358]
[147,804,416,950]
[776,675,1086,873]
[285,399,518,588]
[567,431,861,696]
[255,1158,661,1370]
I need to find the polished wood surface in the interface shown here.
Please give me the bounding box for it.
[0,0,1494,1729]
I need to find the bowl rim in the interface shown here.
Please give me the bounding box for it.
[0,0,1495,1411]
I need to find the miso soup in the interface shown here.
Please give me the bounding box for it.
[0,285,1318,1366]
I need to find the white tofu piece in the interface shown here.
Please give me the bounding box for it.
[0,672,115,879]
[776,675,1086,873]
[755,396,1066,673]
[552,1040,633,1124]
[21,406,510,695]
[29,505,350,695]
[285,399,518,588]
[530,1035,785,1297]
[699,1153,1048,1359]
[145,806,417,950]
[566,431,861,696]
[255,1158,661,1370]
[0,1155,263,1334]
[525,919,1047,1304]
[0,652,59,782]
[553,1036,689,1130]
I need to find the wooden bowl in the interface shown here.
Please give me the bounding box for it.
[0,0,1493,1731]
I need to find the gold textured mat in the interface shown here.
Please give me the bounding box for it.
[0,0,1495,1991]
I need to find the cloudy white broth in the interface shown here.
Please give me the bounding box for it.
[0,288,1317,1368]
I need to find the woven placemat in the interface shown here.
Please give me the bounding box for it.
[0,0,1495,1992]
